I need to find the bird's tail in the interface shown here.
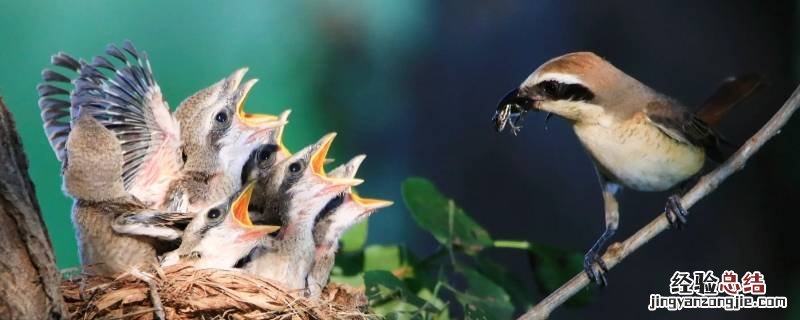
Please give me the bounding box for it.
[695,73,764,126]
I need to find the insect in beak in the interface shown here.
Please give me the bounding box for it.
[493,88,538,135]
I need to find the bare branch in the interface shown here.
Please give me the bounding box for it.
[519,83,800,320]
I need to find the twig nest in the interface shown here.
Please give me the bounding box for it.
[61,264,371,319]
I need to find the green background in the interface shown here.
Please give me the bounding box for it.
[0,0,422,268]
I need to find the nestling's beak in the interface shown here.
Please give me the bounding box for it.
[493,88,540,133]
[274,109,292,157]
[351,192,393,211]
[227,68,285,130]
[231,182,280,234]
[310,133,364,189]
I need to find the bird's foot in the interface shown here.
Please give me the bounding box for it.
[665,194,688,229]
[583,251,608,287]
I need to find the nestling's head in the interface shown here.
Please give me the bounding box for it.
[494,52,646,132]
[161,182,280,269]
[240,109,293,185]
[254,133,363,231]
[175,68,287,179]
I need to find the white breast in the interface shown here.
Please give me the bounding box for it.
[572,113,705,191]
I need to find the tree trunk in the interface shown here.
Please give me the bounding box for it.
[0,98,67,319]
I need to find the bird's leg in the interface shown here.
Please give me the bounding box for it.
[664,180,692,229]
[665,195,689,229]
[584,173,620,287]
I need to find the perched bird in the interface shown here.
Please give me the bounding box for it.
[245,133,363,290]
[306,155,393,297]
[65,112,190,276]
[37,41,287,215]
[494,52,762,285]
[160,182,280,269]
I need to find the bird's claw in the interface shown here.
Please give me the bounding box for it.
[583,252,608,287]
[665,194,688,229]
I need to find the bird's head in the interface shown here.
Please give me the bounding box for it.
[175,68,287,181]
[495,52,639,133]
[240,109,293,185]
[255,133,362,230]
[161,182,280,269]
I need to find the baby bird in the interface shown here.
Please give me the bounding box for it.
[38,41,287,216]
[66,112,189,276]
[161,182,280,269]
[245,133,363,290]
[167,69,288,213]
[306,155,393,297]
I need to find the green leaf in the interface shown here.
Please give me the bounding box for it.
[340,220,368,252]
[364,245,412,274]
[402,177,492,253]
[526,243,591,307]
[475,255,534,311]
[451,267,514,320]
[364,270,429,316]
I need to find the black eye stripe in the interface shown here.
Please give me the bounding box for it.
[537,80,595,101]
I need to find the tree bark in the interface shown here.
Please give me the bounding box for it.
[0,97,67,319]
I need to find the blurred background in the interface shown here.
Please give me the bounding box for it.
[0,0,796,319]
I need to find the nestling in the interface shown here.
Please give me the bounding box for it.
[494,52,761,285]
[161,182,280,269]
[38,41,288,216]
[306,155,393,298]
[65,112,189,276]
[244,133,363,291]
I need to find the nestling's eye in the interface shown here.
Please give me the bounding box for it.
[289,162,303,173]
[215,111,228,123]
[258,145,278,162]
[207,208,222,220]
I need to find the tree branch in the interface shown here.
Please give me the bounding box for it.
[519,83,800,320]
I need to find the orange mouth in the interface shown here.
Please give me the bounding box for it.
[310,133,363,187]
[351,192,393,210]
[231,182,280,233]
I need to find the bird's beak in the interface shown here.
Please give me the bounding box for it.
[493,88,540,133]
[274,109,292,157]
[226,68,285,131]
[351,192,393,211]
[231,182,280,234]
[310,133,364,189]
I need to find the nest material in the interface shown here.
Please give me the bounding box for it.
[61,265,371,320]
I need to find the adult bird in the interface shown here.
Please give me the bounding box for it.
[494,52,762,285]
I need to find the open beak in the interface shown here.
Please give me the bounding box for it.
[310,133,364,188]
[226,68,284,130]
[274,109,292,157]
[351,192,393,211]
[231,182,280,234]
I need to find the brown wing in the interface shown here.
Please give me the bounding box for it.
[695,73,764,126]
[645,100,726,163]
[71,41,183,205]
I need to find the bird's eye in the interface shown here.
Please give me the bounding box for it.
[289,161,303,173]
[207,208,222,220]
[258,145,278,162]
[215,111,228,123]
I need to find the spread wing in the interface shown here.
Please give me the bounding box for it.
[645,100,726,163]
[37,53,81,162]
[37,41,183,206]
[695,74,763,126]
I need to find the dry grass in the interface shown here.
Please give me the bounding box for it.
[61,264,372,320]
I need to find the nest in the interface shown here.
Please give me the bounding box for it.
[61,265,371,320]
